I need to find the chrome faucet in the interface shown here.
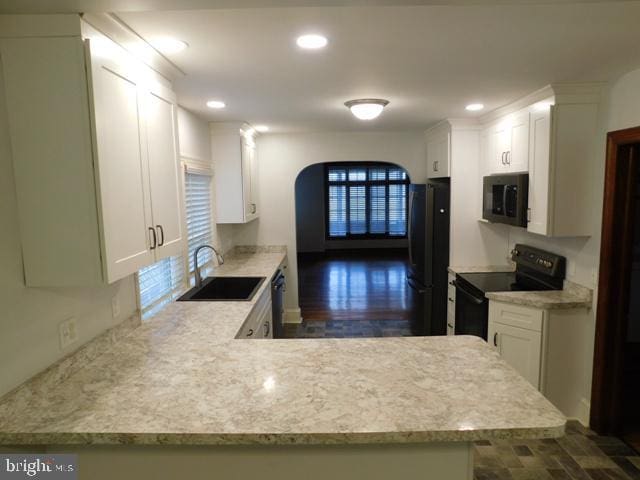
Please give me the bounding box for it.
[193,244,224,288]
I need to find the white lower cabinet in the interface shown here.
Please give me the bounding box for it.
[236,287,273,339]
[488,301,544,389]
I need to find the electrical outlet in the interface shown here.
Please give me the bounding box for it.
[111,295,120,319]
[59,317,78,350]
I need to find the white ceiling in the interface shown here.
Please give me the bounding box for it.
[116,3,640,132]
[3,1,638,132]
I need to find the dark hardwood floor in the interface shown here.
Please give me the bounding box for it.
[285,249,413,338]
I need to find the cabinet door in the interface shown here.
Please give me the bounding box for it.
[508,111,530,172]
[493,123,511,173]
[488,321,542,389]
[426,131,450,178]
[241,138,257,221]
[527,108,551,235]
[249,141,260,218]
[144,87,184,259]
[89,51,155,282]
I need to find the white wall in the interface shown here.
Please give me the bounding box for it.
[0,69,138,397]
[177,107,234,255]
[233,131,427,319]
[449,127,510,267]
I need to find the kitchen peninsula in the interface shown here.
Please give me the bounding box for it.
[0,250,565,480]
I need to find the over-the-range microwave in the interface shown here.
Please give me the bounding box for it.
[482,173,529,227]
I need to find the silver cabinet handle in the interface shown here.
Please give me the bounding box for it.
[264,321,270,337]
[501,152,506,165]
[433,160,438,172]
[246,328,254,337]
[493,332,498,347]
[448,297,454,303]
[251,203,257,214]
[148,227,157,250]
[156,225,164,246]
[506,151,511,165]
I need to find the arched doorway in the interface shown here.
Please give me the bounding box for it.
[289,161,415,338]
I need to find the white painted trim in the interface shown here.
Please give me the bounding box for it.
[284,308,302,324]
[182,157,213,175]
[81,13,184,82]
[572,398,591,427]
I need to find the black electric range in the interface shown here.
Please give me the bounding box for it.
[453,244,566,340]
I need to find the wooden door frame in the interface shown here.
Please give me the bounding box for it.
[590,126,640,434]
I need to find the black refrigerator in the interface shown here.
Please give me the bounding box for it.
[407,180,450,336]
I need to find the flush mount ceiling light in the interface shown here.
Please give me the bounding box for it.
[206,100,226,109]
[296,34,328,50]
[255,125,269,133]
[149,37,188,54]
[465,103,484,112]
[344,99,389,121]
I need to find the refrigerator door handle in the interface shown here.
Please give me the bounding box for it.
[408,189,415,267]
[407,276,427,294]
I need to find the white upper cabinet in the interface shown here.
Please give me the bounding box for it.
[425,122,451,178]
[0,19,183,286]
[212,123,260,224]
[144,87,184,259]
[482,84,602,237]
[490,110,529,173]
[527,99,600,237]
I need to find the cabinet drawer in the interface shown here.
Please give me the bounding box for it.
[488,301,544,332]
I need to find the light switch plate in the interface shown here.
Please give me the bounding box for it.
[59,317,78,350]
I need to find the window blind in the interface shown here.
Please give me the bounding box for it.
[138,256,184,320]
[326,163,409,238]
[137,168,215,320]
[185,172,214,276]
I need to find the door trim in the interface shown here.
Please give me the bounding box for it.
[590,126,640,434]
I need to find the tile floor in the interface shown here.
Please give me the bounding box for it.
[283,319,412,338]
[474,421,640,480]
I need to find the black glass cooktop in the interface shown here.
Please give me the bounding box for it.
[457,272,554,293]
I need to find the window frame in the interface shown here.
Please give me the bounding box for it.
[324,162,410,240]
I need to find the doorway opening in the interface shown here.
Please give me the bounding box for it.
[591,126,640,453]
[289,162,414,338]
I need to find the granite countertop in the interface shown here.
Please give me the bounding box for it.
[449,265,593,310]
[0,250,565,446]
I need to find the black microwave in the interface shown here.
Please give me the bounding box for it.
[482,174,529,227]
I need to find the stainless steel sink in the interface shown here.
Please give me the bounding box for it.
[177,276,266,302]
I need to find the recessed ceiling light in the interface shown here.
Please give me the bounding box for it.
[255,125,269,133]
[149,37,188,55]
[206,100,226,109]
[465,103,484,112]
[296,34,328,50]
[345,99,389,121]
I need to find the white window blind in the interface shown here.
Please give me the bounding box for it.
[138,256,184,320]
[185,171,214,276]
[137,167,215,320]
[327,163,409,238]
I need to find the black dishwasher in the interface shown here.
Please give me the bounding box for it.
[271,270,286,338]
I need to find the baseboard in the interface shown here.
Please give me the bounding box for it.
[284,308,302,324]
[569,398,591,427]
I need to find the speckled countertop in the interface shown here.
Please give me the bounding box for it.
[0,251,565,446]
[449,265,593,309]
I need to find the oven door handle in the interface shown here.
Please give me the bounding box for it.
[453,281,485,305]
